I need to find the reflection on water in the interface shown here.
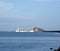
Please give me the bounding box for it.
[0,37,60,51]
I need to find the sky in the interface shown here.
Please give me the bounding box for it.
[0,0,60,31]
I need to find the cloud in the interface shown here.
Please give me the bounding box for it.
[0,1,15,12]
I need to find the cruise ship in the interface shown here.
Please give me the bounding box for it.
[16,24,45,32]
[16,28,34,32]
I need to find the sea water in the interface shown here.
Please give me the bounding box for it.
[0,32,60,51]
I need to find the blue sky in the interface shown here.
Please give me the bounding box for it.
[0,0,60,31]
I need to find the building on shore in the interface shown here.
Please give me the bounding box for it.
[33,27,45,32]
[33,24,45,32]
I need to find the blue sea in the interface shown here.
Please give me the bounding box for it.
[0,32,60,51]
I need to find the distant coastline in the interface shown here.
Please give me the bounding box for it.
[0,30,60,33]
